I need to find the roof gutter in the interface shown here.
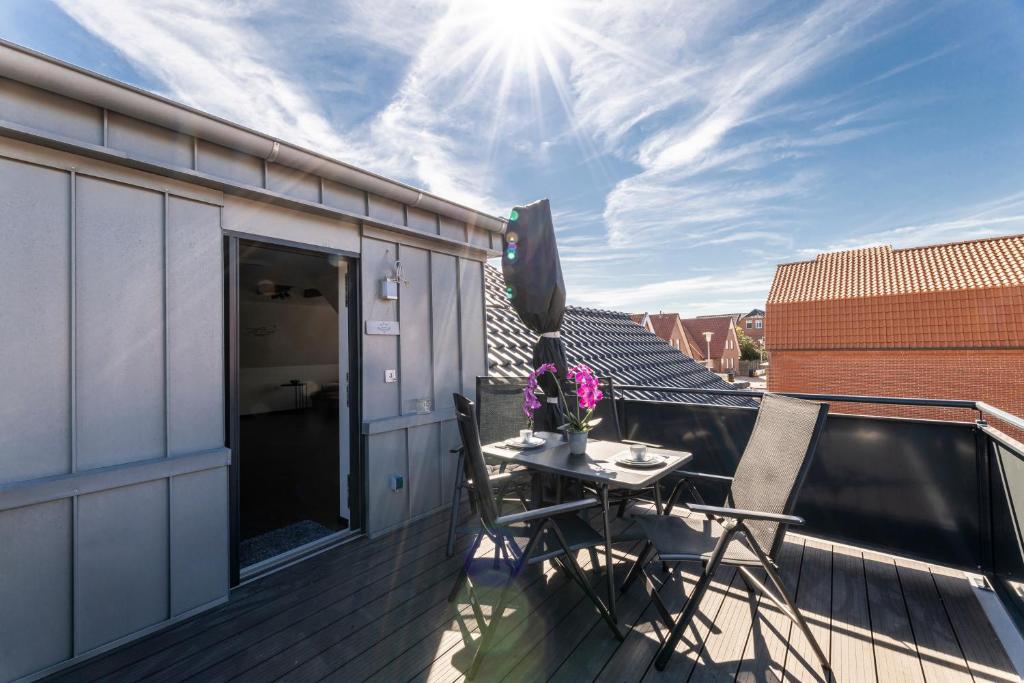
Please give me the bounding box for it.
[0,39,507,234]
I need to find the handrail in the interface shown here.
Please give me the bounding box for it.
[977,402,1024,433]
[613,384,980,409]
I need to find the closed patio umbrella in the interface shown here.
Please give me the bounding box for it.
[502,198,567,432]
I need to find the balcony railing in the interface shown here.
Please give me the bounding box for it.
[591,383,1024,635]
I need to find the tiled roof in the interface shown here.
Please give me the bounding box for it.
[766,235,1024,350]
[680,316,735,359]
[485,266,754,406]
[647,313,681,342]
[768,235,1024,304]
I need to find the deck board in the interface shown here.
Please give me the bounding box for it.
[782,540,832,683]
[45,508,1020,683]
[828,544,876,683]
[863,550,926,683]
[734,539,804,682]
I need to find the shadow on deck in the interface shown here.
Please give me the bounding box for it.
[47,507,1019,683]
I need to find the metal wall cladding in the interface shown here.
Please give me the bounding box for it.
[361,241,488,536]
[621,399,982,568]
[0,158,71,484]
[0,152,227,681]
[0,76,102,144]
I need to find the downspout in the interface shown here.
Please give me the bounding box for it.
[0,39,507,234]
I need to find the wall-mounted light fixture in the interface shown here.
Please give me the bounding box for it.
[379,257,402,300]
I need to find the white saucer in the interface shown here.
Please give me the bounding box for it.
[504,436,547,450]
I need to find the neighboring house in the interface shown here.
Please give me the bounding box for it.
[739,308,766,345]
[680,316,742,373]
[487,268,754,407]
[629,312,656,334]
[644,312,696,357]
[766,236,1024,428]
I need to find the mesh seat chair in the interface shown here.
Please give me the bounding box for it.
[449,393,622,679]
[446,378,533,556]
[619,393,830,673]
[447,375,625,556]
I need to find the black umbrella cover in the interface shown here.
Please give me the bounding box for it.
[502,199,568,431]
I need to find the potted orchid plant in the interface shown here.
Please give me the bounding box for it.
[522,362,602,455]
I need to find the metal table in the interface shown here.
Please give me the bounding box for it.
[482,431,692,620]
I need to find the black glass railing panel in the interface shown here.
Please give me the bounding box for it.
[619,399,981,568]
[990,434,1024,631]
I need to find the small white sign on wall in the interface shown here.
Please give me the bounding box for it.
[365,320,400,335]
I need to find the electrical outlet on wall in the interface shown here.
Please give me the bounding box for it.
[384,369,398,383]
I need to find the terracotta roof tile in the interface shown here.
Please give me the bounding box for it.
[768,235,1024,304]
[766,234,1024,350]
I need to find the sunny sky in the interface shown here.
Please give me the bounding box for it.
[4,0,1023,315]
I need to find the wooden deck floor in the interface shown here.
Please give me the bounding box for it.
[49,507,1019,683]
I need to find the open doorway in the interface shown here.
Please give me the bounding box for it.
[227,238,358,577]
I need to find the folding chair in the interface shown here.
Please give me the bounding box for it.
[446,378,532,556]
[449,393,623,679]
[620,393,831,673]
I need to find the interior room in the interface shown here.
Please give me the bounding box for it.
[237,241,350,568]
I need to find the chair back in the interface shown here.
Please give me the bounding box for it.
[728,393,828,559]
[475,377,530,447]
[476,375,623,443]
[453,393,500,528]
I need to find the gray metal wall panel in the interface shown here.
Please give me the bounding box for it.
[406,207,438,234]
[0,158,71,484]
[459,259,486,394]
[167,197,224,455]
[439,216,467,241]
[0,77,102,145]
[468,225,491,248]
[76,177,166,469]
[430,253,460,409]
[76,479,169,653]
[267,163,320,203]
[398,246,432,414]
[408,423,441,517]
[107,111,193,169]
[322,178,366,214]
[367,193,404,225]
[222,195,360,254]
[0,499,72,682]
[170,467,229,616]
[196,139,263,187]
[361,237,399,420]
[366,431,408,532]
[438,419,460,498]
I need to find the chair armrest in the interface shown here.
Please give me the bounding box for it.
[685,502,804,525]
[449,446,463,454]
[495,497,601,526]
[674,470,734,484]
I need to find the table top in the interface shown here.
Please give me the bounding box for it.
[481,432,692,490]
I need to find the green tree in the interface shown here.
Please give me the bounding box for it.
[735,326,762,361]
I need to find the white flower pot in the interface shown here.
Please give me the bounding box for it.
[568,430,588,455]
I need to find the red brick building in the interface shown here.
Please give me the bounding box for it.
[681,315,741,372]
[766,235,1024,431]
[643,313,696,357]
[738,308,765,345]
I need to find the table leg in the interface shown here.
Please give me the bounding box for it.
[531,472,543,510]
[600,484,617,621]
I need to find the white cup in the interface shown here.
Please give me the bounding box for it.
[520,429,533,443]
[629,444,648,461]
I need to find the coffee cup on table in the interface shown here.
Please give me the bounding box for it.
[520,429,533,444]
[629,444,648,462]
